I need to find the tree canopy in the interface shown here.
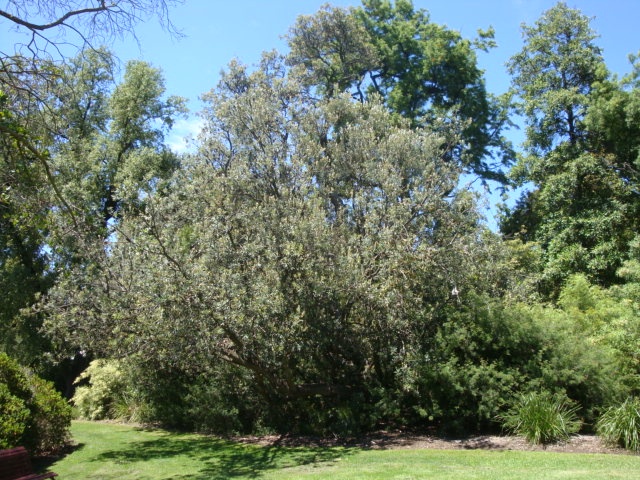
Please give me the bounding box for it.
[2,0,640,438]
[286,0,514,183]
[501,2,640,295]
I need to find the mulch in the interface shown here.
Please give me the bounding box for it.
[234,431,633,455]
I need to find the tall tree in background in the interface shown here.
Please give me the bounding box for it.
[287,0,514,184]
[47,50,185,254]
[1,0,183,154]
[501,2,640,296]
[0,49,185,381]
[0,0,184,376]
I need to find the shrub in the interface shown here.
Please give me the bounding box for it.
[72,359,131,421]
[414,296,620,433]
[596,397,640,451]
[0,383,30,448]
[0,352,72,454]
[501,391,581,445]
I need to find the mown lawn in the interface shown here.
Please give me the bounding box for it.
[44,421,640,479]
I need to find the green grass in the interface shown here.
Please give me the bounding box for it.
[43,421,640,479]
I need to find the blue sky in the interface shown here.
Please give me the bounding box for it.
[106,0,639,132]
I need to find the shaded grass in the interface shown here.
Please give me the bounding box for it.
[49,421,347,479]
[48,421,640,479]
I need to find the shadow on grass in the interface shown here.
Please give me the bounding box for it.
[91,432,350,479]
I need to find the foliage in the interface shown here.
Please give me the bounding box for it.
[412,294,620,433]
[1,48,185,387]
[0,89,54,369]
[0,383,30,448]
[6,0,636,440]
[597,397,640,452]
[555,274,640,393]
[507,2,605,153]
[0,352,71,453]
[286,0,514,183]
[501,2,640,295]
[72,359,129,421]
[500,391,581,445]
[44,51,503,433]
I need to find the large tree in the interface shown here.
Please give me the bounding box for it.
[501,2,640,295]
[286,0,514,183]
[43,52,502,430]
[1,1,184,371]
[1,0,183,230]
[0,49,185,380]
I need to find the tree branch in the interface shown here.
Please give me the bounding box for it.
[0,3,110,32]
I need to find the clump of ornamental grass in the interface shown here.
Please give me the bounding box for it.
[500,391,581,445]
[596,397,640,452]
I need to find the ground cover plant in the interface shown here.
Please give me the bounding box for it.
[45,421,640,480]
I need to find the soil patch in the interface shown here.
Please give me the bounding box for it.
[234,432,632,455]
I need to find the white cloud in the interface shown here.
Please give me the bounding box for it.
[167,116,205,153]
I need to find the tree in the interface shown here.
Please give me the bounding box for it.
[1,0,181,59]
[44,52,500,431]
[0,90,56,367]
[1,0,184,232]
[501,3,640,295]
[0,0,185,373]
[48,50,186,242]
[286,0,514,183]
[507,2,605,154]
[0,49,185,388]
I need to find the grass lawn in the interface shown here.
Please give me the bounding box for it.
[44,421,640,479]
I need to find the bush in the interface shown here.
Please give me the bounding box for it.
[0,383,30,448]
[596,397,640,451]
[72,359,136,421]
[71,359,125,420]
[501,391,581,445]
[413,296,620,433]
[0,352,72,454]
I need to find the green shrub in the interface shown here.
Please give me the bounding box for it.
[596,397,640,451]
[29,375,75,453]
[501,391,581,445]
[0,383,30,448]
[72,359,131,421]
[0,352,72,453]
[414,296,620,433]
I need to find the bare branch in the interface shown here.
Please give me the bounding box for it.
[0,3,110,32]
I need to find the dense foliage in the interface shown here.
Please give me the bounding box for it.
[0,353,72,453]
[2,0,640,442]
[287,0,514,182]
[501,2,640,295]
